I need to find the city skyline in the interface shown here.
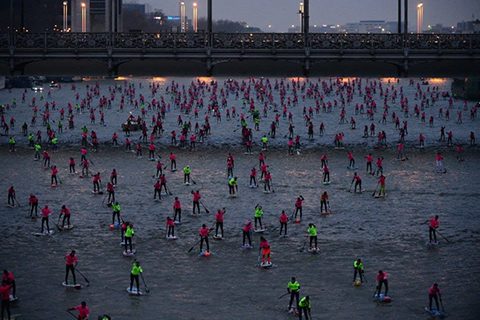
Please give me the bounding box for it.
[143,0,480,32]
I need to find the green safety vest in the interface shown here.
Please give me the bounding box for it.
[353,260,364,270]
[261,136,268,143]
[112,204,121,213]
[125,226,134,238]
[131,264,143,275]
[307,226,317,237]
[8,138,15,144]
[228,178,237,186]
[183,167,191,174]
[288,281,300,292]
[299,297,310,308]
[254,208,263,218]
[35,144,41,152]
[28,134,34,141]
[52,138,58,145]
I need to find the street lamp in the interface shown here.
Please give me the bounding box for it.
[298,2,304,34]
[192,3,198,32]
[417,3,423,34]
[180,1,186,32]
[63,1,68,32]
[81,2,86,32]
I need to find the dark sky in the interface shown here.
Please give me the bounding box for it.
[143,0,480,32]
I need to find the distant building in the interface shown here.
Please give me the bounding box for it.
[70,0,122,32]
[457,20,480,34]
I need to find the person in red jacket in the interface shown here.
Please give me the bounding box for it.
[192,190,201,215]
[214,208,225,238]
[92,172,101,193]
[68,301,89,320]
[428,283,442,311]
[110,169,118,186]
[50,165,59,186]
[320,191,329,214]
[2,270,15,300]
[199,224,210,254]
[166,217,175,238]
[242,220,253,248]
[428,215,439,244]
[249,167,257,188]
[351,172,362,193]
[7,186,15,207]
[365,153,373,175]
[173,197,182,223]
[155,160,164,178]
[375,270,389,297]
[41,205,52,233]
[69,157,76,174]
[169,152,177,171]
[0,281,12,320]
[159,174,168,195]
[148,143,155,159]
[64,250,78,285]
[279,210,288,236]
[29,194,39,217]
[60,205,72,228]
[106,182,115,204]
[294,196,304,222]
[153,179,162,200]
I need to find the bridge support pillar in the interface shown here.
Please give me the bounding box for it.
[303,59,310,76]
[206,59,213,76]
[107,58,118,77]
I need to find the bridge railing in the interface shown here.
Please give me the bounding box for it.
[2,32,479,52]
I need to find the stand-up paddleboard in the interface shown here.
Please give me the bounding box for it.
[259,262,275,269]
[353,279,362,287]
[32,230,54,236]
[373,293,392,303]
[199,250,212,257]
[58,224,74,230]
[249,184,258,188]
[320,211,331,216]
[174,220,182,225]
[374,194,387,198]
[228,194,237,198]
[110,222,121,230]
[213,235,223,240]
[185,182,191,186]
[254,228,266,233]
[123,250,136,257]
[126,286,143,295]
[322,181,331,185]
[263,190,272,194]
[424,307,445,318]
[120,241,135,246]
[347,166,358,170]
[307,247,320,254]
[171,169,177,172]
[9,295,19,302]
[62,282,82,289]
[149,158,155,161]
[166,235,178,240]
[241,244,253,250]
[334,147,345,150]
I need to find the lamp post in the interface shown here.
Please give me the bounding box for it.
[404,0,408,35]
[193,2,198,33]
[417,3,423,33]
[298,2,304,34]
[180,1,186,32]
[63,1,68,31]
[81,2,86,32]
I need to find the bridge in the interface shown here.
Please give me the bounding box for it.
[0,32,479,76]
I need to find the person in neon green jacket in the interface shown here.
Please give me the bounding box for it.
[130,260,143,294]
[298,295,311,320]
[254,204,264,230]
[183,165,191,184]
[307,223,318,250]
[124,223,135,253]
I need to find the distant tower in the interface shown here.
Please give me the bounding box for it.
[180,1,186,32]
[417,3,423,33]
[105,0,123,32]
[192,2,198,32]
[299,2,304,33]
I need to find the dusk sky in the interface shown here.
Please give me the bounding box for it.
[143,0,480,32]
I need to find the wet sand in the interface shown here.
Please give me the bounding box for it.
[1,147,480,319]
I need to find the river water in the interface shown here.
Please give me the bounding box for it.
[0,77,479,319]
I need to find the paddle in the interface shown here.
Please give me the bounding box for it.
[187,239,201,253]
[200,200,210,214]
[278,292,290,299]
[56,214,63,231]
[14,198,22,207]
[437,231,450,243]
[165,185,173,196]
[348,180,354,193]
[299,236,308,252]
[372,183,379,197]
[140,273,150,293]
[67,310,78,319]
[75,268,90,287]
[439,295,445,312]
[191,178,197,185]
